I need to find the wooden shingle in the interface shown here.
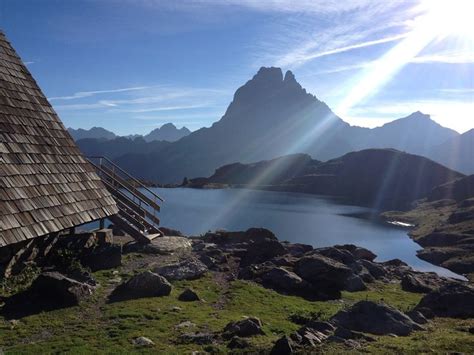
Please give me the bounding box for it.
[0,30,118,247]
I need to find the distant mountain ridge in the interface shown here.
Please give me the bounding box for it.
[75,67,471,183]
[190,149,464,210]
[68,123,191,143]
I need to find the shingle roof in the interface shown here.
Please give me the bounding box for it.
[0,30,118,246]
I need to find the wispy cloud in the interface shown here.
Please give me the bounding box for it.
[119,104,212,113]
[48,86,151,101]
[24,61,35,66]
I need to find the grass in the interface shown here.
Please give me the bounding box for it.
[0,269,472,354]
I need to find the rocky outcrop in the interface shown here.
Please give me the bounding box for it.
[401,272,459,293]
[415,283,474,318]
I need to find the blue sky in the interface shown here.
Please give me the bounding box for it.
[2,0,473,135]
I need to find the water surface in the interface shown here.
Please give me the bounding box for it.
[151,187,460,278]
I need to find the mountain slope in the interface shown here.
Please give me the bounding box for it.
[195,149,464,210]
[430,129,474,174]
[356,112,459,156]
[68,127,116,141]
[144,123,191,142]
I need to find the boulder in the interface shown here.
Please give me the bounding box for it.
[336,245,377,262]
[132,336,155,347]
[294,254,353,299]
[224,317,265,338]
[81,245,122,271]
[401,273,458,293]
[2,272,94,318]
[109,271,171,301]
[343,275,367,292]
[260,267,308,294]
[297,326,328,346]
[126,236,192,255]
[180,332,215,345]
[178,288,200,302]
[159,226,183,236]
[415,283,474,318]
[153,257,207,281]
[406,310,429,325]
[271,335,295,355]
[331,301,424,336]
[227,336,250,349]
[316,247,355,265]
[358,259,387,280]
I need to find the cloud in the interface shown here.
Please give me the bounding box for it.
[411,53,474,64]
[24,61,35,66]
[119,104,211,113]
[48,86,151,101]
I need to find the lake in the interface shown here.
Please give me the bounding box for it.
[150,187,461,278]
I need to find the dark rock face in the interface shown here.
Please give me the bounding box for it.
[152,257,207,281]
[81,245,122,272]
[178,288,200,302]
[224,317,265,338]
[294,254,353,298]
[415,284,474,318]
[109,271,172,302]
[271,335,295,355]
[2,272,94,318]
[227,336,250,349]
[331,301,424,336]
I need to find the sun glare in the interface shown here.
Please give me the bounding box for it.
[423,0,474,40]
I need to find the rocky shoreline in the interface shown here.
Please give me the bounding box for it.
[1,227,472,352]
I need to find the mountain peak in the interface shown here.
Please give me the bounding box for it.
[284,70,296,82]
[253,67,283,83]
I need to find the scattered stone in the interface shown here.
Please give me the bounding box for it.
[331,301,424,336]
[175,321,196,329]
[132,336,155,347]
[305,321,336,335]
[178,288,200,302]
[109,271,172,302]
[172,306,182,312]
[224,317,265,338]
[153,257,207,281]
[227,336,250,349]
[415,283,474,318]
[81,245,122,271]
[297,326,328,346]
[271,335,295,355]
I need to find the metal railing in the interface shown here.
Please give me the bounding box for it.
[87,156,163,237]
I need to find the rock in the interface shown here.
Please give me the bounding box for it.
[297,326,328,346]
[175,321,196,329]
[159,226,184,236]
[95,228,113,245]
[305,321,336,335]
[126,236,192,255]
[415,283,474,318]
[336,244,377,262]
[271,335,295,354]
[132,336,155,347]
[178,288,200,302]
[3,272,94,318]
[282,242,313,257]
[358,259,387,280]
[153,257,207,281]
[180,332,215,345]
[417,233,471,248]
[382,259,409,267]
[406,310,429,325]
[316,247,355,265]
[448,210,474,224]
[227,336,250,349]
[109,271,172,301]
[260,267,307,294]
[334,327,376,342]
[401,272,458,293]
[294,253,353,299]
[343,275,367,292]
[81,245,122,271]
[331,301,424,336]
[224,317,265,338]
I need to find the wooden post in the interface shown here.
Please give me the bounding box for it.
[69,226,75,235]
[99,218,105,230]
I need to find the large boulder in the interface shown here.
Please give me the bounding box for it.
[331,301,424,336]
[415,283,474,318]
[401,272,459,293]
[2,272,94,318]
[109,271,172,302]
[153,257,207,281]
[260,267,308,294]
[224,317,265,338]
[294,253,353,299]
[335,245,377,262]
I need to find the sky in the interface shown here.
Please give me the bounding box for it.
[1,0,473,135]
